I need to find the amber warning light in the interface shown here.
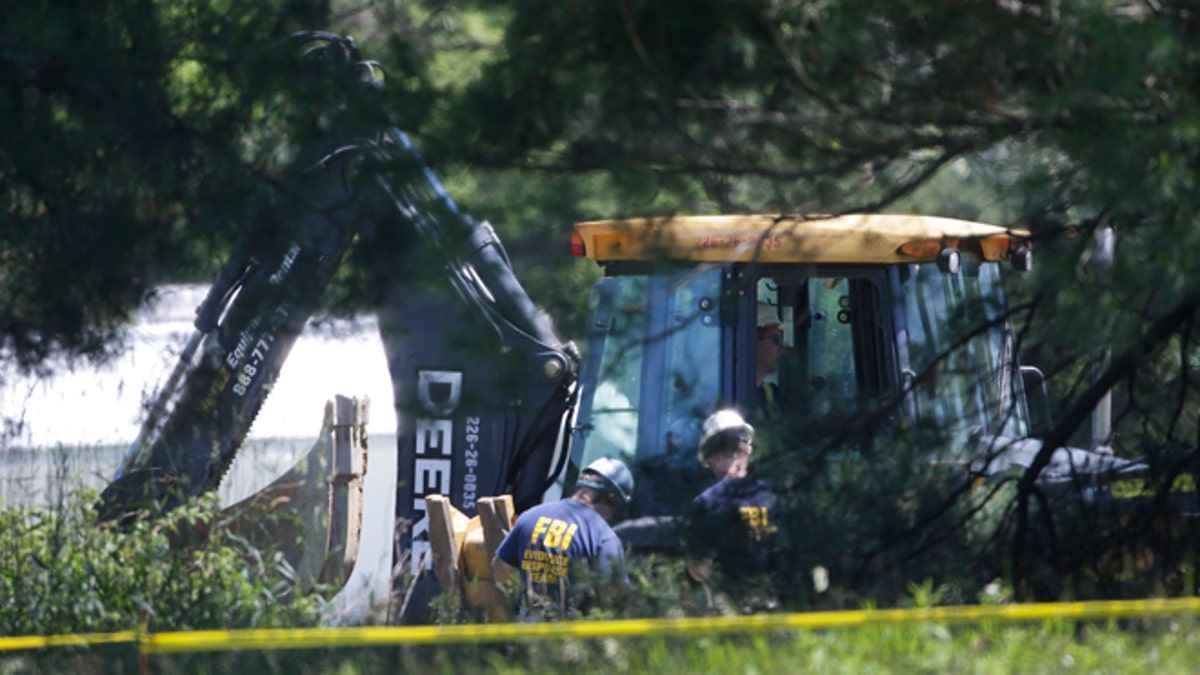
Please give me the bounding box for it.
[570,232,587,258]
[897,239,944,260]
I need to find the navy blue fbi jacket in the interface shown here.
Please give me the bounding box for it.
[691,477,778,578]
[496,498,626,607]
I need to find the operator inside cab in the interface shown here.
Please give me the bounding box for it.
[755,302,789,424]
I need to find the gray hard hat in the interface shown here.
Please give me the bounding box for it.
[578,456,634,504]
[698,409,754,458]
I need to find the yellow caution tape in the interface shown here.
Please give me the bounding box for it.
[4,598,1200,655]
[0,630,139,651]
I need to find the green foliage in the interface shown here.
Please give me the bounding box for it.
[16,617,1200,674]
[755,417,1003,609]
[0,0,334,371]
[0,491,323,636]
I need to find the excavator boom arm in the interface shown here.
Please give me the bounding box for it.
[95,32,582,605]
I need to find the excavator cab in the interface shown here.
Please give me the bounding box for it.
[569,214,1036,524]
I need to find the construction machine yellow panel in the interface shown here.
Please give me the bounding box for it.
[573,214,1030,265]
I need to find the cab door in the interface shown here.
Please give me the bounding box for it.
[572,266,727,515]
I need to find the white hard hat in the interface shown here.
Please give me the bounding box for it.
[757,302,782,328]
[698,409,754,456]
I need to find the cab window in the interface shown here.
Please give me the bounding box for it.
[901,260,1027,447]
[576,267,723,513]
[753,271,896,425]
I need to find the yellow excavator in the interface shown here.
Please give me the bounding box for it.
[95,33,1180,619]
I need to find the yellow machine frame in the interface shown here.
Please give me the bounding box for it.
[573,214,1030,266]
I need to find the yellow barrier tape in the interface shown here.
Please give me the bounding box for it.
[0,630,139,652]
[141,597,1200,654]
[3,598,1199,655]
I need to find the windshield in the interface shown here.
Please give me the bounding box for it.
[901,260,1027,447]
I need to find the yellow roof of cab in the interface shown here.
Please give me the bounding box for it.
[574,214,1029,265]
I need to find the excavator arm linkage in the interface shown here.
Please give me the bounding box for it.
[95,33,581,604]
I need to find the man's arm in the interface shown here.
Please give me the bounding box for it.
[687,557,714,582]
[683,497,719,582]
[597,532,629,581]
[488,524,523,611]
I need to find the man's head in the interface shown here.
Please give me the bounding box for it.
[697,409,755,472]
[574,457,634,520]
[756,303,785,385]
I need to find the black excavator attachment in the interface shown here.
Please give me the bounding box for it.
[95,31,582,608]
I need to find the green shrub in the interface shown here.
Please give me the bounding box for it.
[0,491,323,636]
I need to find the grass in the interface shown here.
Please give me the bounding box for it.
[4,476,1199,673]
[9,617,1192,674]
